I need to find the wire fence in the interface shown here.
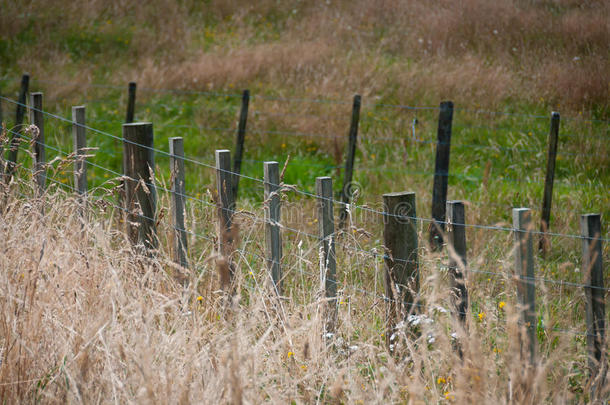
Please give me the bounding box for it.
[2,95,608,245]
[2,88,606,343]
[9,154,605,339]
[4,116,608,297]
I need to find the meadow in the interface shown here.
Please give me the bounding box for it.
[0,0,608,403]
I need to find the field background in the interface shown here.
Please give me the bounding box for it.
[0,0,608,403]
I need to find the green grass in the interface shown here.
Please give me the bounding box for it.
[2,78,607,231]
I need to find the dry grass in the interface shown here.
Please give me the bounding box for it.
[0,168,606,403]
[0,1,608,402]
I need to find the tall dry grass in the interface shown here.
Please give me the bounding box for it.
[0,165,606,403]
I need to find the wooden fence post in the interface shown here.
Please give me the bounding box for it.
[170,137,188,270]
[446,200,468,324]
[513,207,536,366]
[15,73,29,128]
[29,93,45,195]
[580,213,606,400]
[339,94,361,229]
[539,112,560,255]
[316,176,337,333]
[216,149,236,288]
[123,122,157,251]
[264,161,282,295]
[126,82,137,124]
[430,101,453,251]
[4,73,30,183]
[383,191,419,350]
[232,89,250,200]
[72,106,87,196]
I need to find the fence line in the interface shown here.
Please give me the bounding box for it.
[9,167,608,338]
[5,130,605,345]
[12,176,608,337]
[2,95,607,243]
[9,127,610,293]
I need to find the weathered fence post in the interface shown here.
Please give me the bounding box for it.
[216,149,236,289]
[513,208,536,366]
[170,137,188,270]
[120,82,137,204]
[72,106,87,196]
[430,101,453,250]
[232,89,250,199]
[339,94,361,229]
[123,122,157,251]
[446,200,468,324]
[383,191,419,350]
[126,82,137,123]
[539,112,560,255]
[580,213,606,400]
[264,161,282,295]
[316,176,337,333]
[29,93,45,195]
[4,73,30,182]
[15,74,29,128]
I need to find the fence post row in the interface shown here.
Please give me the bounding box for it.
[264,161,282,295]
[126,82,137,124]
[232,89,250,200]
[539,111,560,255]
[339,94,361,229]
[215,149,237,289]
[580,213,606,400]
[72,106,87,196]
[122,122,157,251]
[316,176,337,334]
[170,137,188,271]
[382,191,419,350]
[513,207,537,366]
[446,200,468,324]
[29,93,45,195]
[430,100,454,251]
[4,73,30,183]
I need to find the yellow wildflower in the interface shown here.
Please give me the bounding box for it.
[287,351,294,359]
[196,295,203,302]
[478,312,485,321]
[437,377,446,385]
[498,301,506,310]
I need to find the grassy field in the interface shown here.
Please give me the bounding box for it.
[0,0,609,403]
